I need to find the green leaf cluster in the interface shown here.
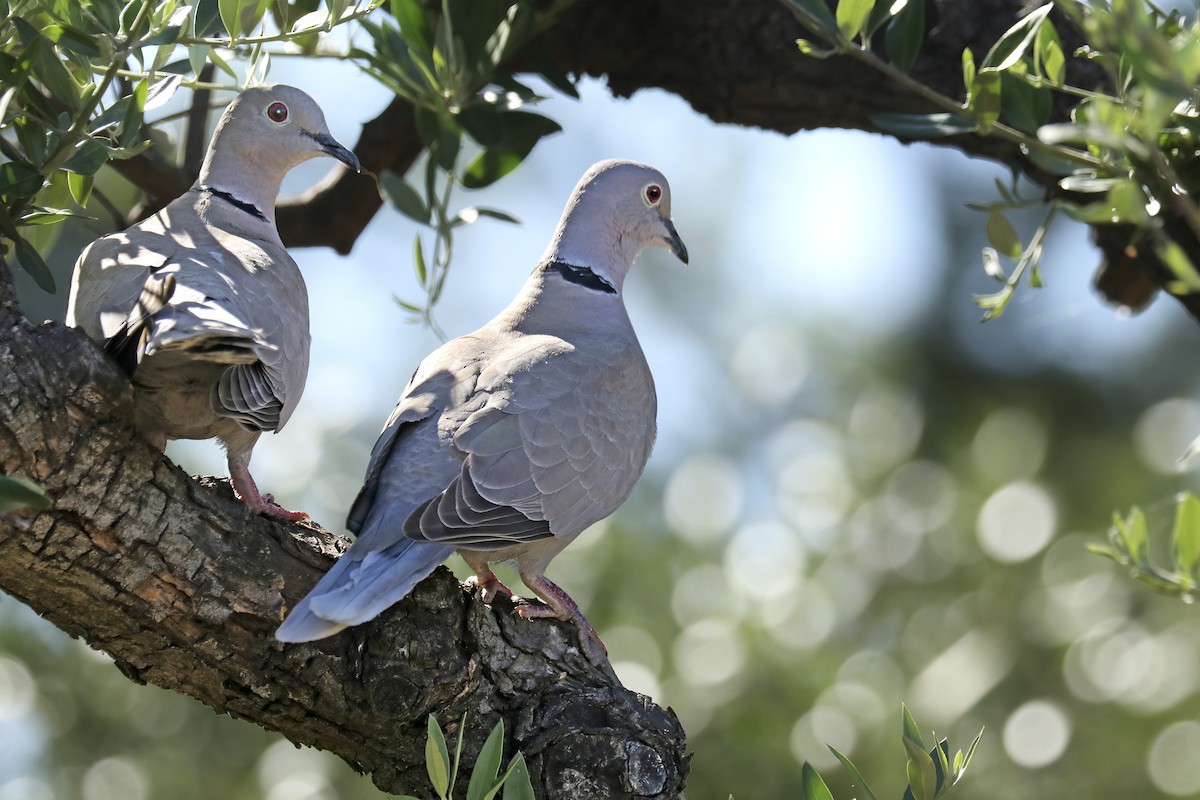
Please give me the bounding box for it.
[1091,492,1200,602]
[357,0,572,326]
[0,0,376,292]
[736,705,982,800]
[790,0,1200,320]
[395,714,533,800]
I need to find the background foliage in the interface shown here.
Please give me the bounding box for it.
[5,0,1200,799]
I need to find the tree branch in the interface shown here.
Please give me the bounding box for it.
[0,301,688,797]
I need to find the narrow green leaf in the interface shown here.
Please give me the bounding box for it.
[885,0,924,72]
[902,736,936,800]
[1173,493,1200,578]
[13,236,55,292]
[206,46,238,79]
[974,284,1014,321]
[1108,180,1150,226]
[0,161,45,199]
[449,713,467,791]
[18,207,89,225]
[379,171,429,223]
[788,0,837,33]
[413,234,428,285]
[970,69,1002,130]
[961,47,975,91]
[957,729,984,780]
[67,171,94,206]
[1156,239,1200,294]
[999,71,1051,133]
[390,0,432,51]
[1034,18,1065,83]
[44,24,102,57]
[290,9,330,32]
[1059,174,1119,193]
[426,715,451,799]
[500,753,534,800]
[796,39,838,57]
[455,207,520,226]
[901,705,925,750]
[1115,507,1150,564]
[986,211,1022,259]
[981,3,1053,71]
[61,137,108,175]
[836,0,876,40]
[871,112,975,137]
[218,0,242,38]
[145,74,183,111]
[828,746,877,800]
[461,149,524,189]
[0,475,53,514]
[466,720,505,800]
[799,762,835,800]
[14,18,83,112]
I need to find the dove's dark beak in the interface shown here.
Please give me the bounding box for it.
[663,218,689,264]
[310,131,361,172]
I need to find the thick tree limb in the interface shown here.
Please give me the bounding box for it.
[0,292,688,797]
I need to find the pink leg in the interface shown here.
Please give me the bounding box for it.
[464,562,514,604]
[517,571,606,662]
[227,455,308,522]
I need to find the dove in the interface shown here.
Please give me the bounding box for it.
[66,85,360,521]
[276,159,688,659]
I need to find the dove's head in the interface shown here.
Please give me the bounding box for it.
[197,85,360,218]
[545,159,688,291]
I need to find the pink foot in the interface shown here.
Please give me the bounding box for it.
[229,461,308,521]
[517,573,607,662]
[465,571,513,603]
[246,493,309,522]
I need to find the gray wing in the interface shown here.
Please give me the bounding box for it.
[68,195,310,433]
[403,333,657,549]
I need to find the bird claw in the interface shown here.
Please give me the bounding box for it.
[245,497,310,522]
[465,573,513,604]
[515,599,608,661]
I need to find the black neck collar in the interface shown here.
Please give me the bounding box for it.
[545,259,617,295]
[200,185,268,222]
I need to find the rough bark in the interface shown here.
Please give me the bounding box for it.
[0,290,688,796]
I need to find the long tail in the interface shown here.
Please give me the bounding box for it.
[275,538,454,642]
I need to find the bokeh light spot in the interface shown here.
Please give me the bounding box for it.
[0,778,54,800]
[730,322,809,407]
[0,657,34,720]
[1148,721,1200,795]
[883,460,958,536]
[664,454,744,545]
[971,407,1047,485]
[846,384,924,479]
[977,481,1057,563]
[81,757,147,800]
[1002,700,1071,768]
[673,618,745,689]
[1135,398,1200,474]
[789,706,857,771]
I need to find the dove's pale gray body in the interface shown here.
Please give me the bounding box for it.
[67,189,310,449]
[66,85,359,519]
[277,159,688,653]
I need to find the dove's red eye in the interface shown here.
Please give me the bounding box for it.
[266,102,288,123]
[644,184,662,205]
